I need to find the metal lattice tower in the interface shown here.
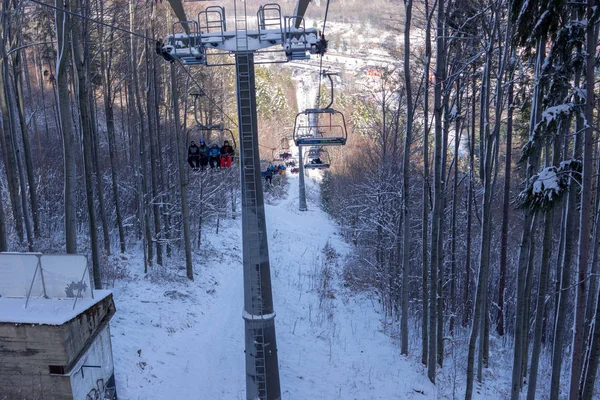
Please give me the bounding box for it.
[234,2,280,399]
[237,51,280,399]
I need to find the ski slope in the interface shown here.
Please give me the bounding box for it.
[111,174,434,399]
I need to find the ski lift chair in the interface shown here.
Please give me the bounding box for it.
[159,21,206,65]
[292,72,348,147]
[304,147,330,169]
[280,136,291,150]
[293,110,347,146]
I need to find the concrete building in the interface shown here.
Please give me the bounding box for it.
[0,253,117,400]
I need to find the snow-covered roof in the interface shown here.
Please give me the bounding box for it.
[0,290,112,325]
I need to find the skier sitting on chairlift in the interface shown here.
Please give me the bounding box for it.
[220,140,234,168]
[198,140,209,169]
[265,164,274,184]
[188,141,201,169]
[311,157,323,164]
[208,142,221,168]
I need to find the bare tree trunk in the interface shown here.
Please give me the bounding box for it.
[11,41,39,241]
[20,48,43,182]
[87,86,111,257]
[129,0,152,269]
[551,59,583,400]
[4,64,33,251]
[512,38,545,400]
[171,58,193,280]
[585,137,600,352]
[421,0,432,366]
[521,214,538,385]
[428,0,445,382]
[584,130,600,383]
[400,0,413,356]
[449,78,461,337]
[570,1,595,393]
[145,23,163,266]
[527,120,562,399]
[466,25,497,394]
[54,0,77,253]
[98,6,125,254]
[438,71,449,370]
[463,69,476,328]
[14,147,33,251]
[583,282,600,399]
[71,1,101,288]
[496,78,513,336]
[154,59,171,259]
[33,52,50,179]
[0,7,24,246]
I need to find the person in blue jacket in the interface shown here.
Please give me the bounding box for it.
[198,140,209,169]
[208,142,221,168]
[265,164,275,184]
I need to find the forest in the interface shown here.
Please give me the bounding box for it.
[1,0,600,398]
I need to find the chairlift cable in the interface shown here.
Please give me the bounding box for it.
[315,0,331,108]
[27,0,155,42]
[322,0,331,36]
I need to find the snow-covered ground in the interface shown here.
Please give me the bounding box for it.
[111,174,435,399]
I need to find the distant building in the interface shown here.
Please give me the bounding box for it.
[366,67,383,78]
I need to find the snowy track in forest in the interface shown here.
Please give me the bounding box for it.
[111,175,434,399]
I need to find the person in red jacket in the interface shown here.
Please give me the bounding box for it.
[220,140,235,168]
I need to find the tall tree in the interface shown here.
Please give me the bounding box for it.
[511,39,544,400]
[54,0,77,253]
[428,0,445,383]
[0,0,25,245]
[145,3,163,266]
[496,78,514,336]
[421,0,432,366]
[10,8,40,240]
[71,0,101,288]
[129,0,152,270]
[570,0,595,393]
[98,2,126,254]
[400,0,413,356]
[169,12,193,280]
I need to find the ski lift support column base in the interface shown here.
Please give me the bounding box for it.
[298,145,308,211]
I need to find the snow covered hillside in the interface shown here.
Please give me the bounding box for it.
[110,174,434,399]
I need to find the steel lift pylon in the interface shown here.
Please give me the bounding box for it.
[159,1,326,399]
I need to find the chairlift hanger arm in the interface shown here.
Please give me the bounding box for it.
[293,0,311,28]
[324,72,334,109]
[166,0,190,33]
